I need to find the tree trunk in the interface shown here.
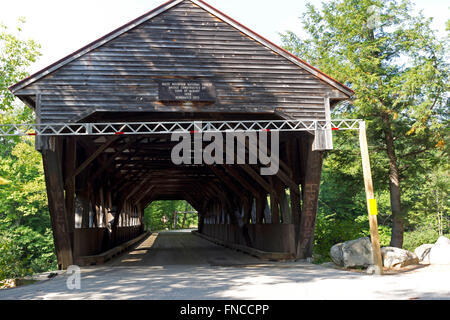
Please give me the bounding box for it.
[381,113,404,248]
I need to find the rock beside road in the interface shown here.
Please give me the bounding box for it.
[330,237,373,268]
[429,236,450,265]
[381,247,419,268]
[330,243,344,266]
[414,244,433,263]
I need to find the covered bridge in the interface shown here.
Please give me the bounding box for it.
[9,0,354,269]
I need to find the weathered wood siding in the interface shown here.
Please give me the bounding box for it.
[16,1,344,123]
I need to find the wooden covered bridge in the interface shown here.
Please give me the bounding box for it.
[8,0,356,270]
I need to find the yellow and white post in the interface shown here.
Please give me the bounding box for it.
[359,121,383,275]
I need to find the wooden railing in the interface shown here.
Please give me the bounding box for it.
[74,226,144,258]
[201,224,295,254]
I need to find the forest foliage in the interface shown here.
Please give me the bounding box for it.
[144,201,198,232]
[281,0,449,258]
[0,20,56,282]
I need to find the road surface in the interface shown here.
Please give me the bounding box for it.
[1,230,449,300]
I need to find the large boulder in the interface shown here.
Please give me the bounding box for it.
[330,237,373,268]
[414,244,433,263]
[381,247,419,268]
[429,236,450,265]
[330,243,344,266]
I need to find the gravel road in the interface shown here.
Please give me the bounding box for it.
[1,230,449,300]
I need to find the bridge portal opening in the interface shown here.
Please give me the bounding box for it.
[144,200,198,231]
[7,0,357,269]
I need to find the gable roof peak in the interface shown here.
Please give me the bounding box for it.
[9,0,354,97]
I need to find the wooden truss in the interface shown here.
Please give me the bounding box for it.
[0,119,361,136]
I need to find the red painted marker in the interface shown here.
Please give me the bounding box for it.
[115,132,125,135]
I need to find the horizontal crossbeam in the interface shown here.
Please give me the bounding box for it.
[0,119,362,137]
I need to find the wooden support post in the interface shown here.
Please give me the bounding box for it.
[255,196,265,224]
[290,186,301,225]
[110,197,125,246]
[125,203,128,227]
[81,189,90,228]
[286,138,302,225]
[41,137,73,269]
[279,189,291,224]
[243,196,252,225]
[240,196,253,247]
[137,204,144,230]
[182,212,187,229]
[296,135,323,259]
[173,211,178,229]
[106,189,113,226]
[269,177,280,224]
[99,187,105,227]
[77,166,91,228]
[359,121,383,275]
[198,213,205,233]
[263,197,271,224]
[286,138,301,185]
[129,205,132,227]
[90,183,98,228]
[125,204,128,227]
[64,137,76,252]
[290,184,302,254]
[274,177,291,224]
[269,195,280,224]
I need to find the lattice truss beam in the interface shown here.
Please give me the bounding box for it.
[0,119,362,136]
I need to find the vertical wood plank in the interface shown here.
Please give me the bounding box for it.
[34,93,42,151]
[99,187,105,227]
[64,137,76,253]
[290,186,301,226]
[269,177,280,224]
[41,136,73,269]
[81,190,90,228]
[263,197,271,224]
[296,134,323,259]
[89,183,98,228]
[279,189,291,224]
[255,196,264,224]
[274,177,291,224]
[287,137,302,226]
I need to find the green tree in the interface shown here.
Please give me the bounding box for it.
[0,20,52,281]
[0,139,49,230]
[1,19,41,156]
[282,0,448,247]
[1,18,40,114]
[144,200,197,231]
